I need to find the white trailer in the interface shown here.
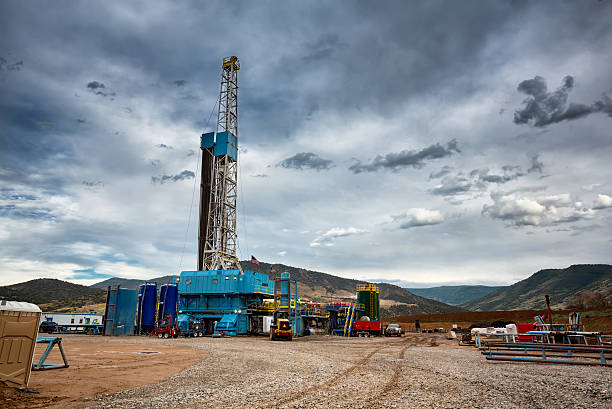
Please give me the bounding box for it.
[41,312,104,333]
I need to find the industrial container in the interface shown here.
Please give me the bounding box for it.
[103,286,138,336]
[40,312,103,333]
[0,300,41,387]
[158,284,178,323]
[356,284,380,321]
[137,283,157,334]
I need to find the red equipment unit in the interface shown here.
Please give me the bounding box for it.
[516,323,536,341]
[153,315,181,339]
[352,320,383,336]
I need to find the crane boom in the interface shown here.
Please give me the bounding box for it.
[198,56,241,271]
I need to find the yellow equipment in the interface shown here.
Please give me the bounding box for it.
[269,317,293,341]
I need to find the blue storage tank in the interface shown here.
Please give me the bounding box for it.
[137,283,157,333]
[158,284,178,323]
[103,286,137,336]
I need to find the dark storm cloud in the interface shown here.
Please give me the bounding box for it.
[86,81,115,97]
[473,166,524,185]
[514,75,612,127]
[173,80,186,86]
[278,152,334,171]
[0,56,23,71]
[350,140,460,174]
[86,81,105,90]
[156,143,173,149]
[1,1,611,284]
[151,170,195,184]
[432,155,544,197]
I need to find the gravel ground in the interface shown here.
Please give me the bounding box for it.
[82,334,611,409]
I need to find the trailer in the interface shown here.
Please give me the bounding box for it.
[40,312,104,334]
[354,320,383,337]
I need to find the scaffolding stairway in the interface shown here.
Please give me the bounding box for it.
[343,305,356,337]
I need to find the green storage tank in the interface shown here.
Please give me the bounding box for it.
[356,284,380,321]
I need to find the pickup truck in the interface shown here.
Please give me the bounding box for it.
[384,323,403,337]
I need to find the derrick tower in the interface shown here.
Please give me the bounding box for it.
[198,56,241,271]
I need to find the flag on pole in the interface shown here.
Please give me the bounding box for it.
[250,255,260,265]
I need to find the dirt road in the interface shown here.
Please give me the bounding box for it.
[4,334,610,408]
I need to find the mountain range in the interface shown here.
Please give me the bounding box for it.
[0,278,106,312]
[462,264,612,310]
[91,275,176,290]
[1,263,609,315]
[238,261,460,316]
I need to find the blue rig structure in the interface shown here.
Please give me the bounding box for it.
[176,269,275,336]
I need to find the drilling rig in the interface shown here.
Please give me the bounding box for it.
[176,57,275,336]
[198,56,241,272]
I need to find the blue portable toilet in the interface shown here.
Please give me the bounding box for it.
[137,283,157,334]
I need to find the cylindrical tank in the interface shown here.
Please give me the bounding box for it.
[137,283,157,333]
[356,284,380,321]
[158,284,178,323]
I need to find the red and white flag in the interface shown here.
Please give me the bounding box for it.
[250,255,260,265]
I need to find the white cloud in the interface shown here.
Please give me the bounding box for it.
[593,194,612,209]
[393,208,444,229]
[310,227,368,247]
[483,193,596,226]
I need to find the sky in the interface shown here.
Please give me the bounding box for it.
[1,1,611,287]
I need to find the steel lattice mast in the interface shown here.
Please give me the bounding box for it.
[198,56,241,271]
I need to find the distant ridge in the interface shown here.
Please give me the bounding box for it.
[0,278,106,309]
[405,285,505,306]
[90,275,176,291]
[237,260,460,317]
[462,264,612,311]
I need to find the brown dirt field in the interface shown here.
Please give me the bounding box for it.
[385,307,612,333]
[0,335,201,409]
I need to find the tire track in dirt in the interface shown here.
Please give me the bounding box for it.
[362,336,423,408]
[271,347,382,408]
